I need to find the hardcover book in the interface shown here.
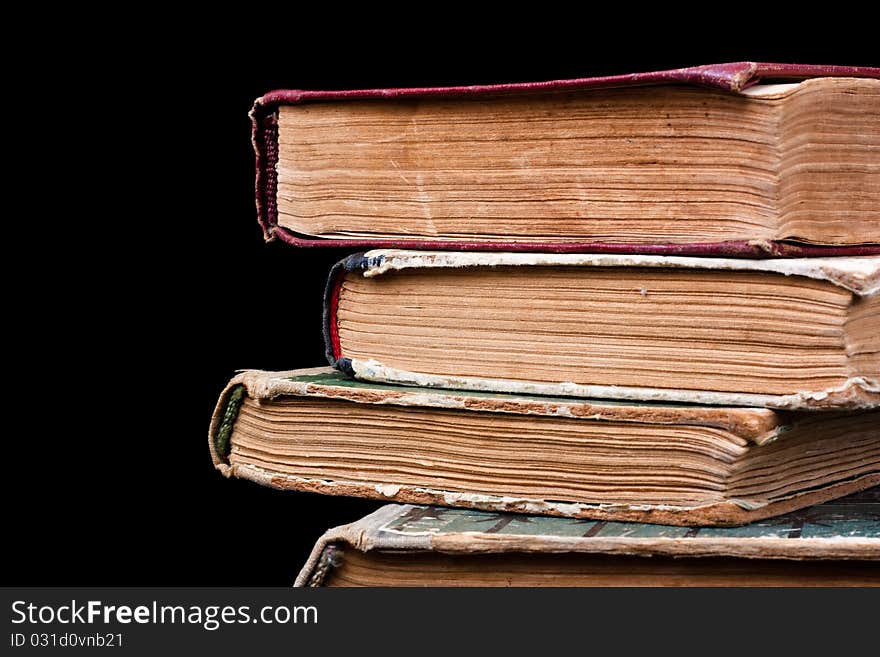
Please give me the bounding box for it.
[295,490,880,586]
[209,368,880,526]
[325,251,880,409]
[252,62,880,255]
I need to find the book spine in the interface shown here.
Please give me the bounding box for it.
[207,375,248,476]
[249,102,279,241]
[323,253,373,374]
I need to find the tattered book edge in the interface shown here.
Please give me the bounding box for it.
[356,251,880,296]
[348,359,880,411]
[209,368,789,444]
[228,463,880,528]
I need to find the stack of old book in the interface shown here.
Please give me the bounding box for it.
[211,62,880,586]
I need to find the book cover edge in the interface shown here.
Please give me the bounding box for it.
[345,358,880,411]
[230,463,880,529]
[355,251,880,295]
[210,368,788,441]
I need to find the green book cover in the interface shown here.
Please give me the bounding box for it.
[297,489,880,586]
[210,368,880,527]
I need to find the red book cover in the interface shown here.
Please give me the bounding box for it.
[252,62,880,258]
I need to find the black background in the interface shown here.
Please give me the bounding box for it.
[6,30,876,585]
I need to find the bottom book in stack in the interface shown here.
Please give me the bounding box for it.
[296,490,880,587]
[210,368,880,526]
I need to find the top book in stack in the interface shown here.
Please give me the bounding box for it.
[251,62,880,255]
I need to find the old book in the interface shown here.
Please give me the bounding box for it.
[326,251,880,409]
[295,490,880,586]
[209,368,880,526]
[252,62,880,254]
